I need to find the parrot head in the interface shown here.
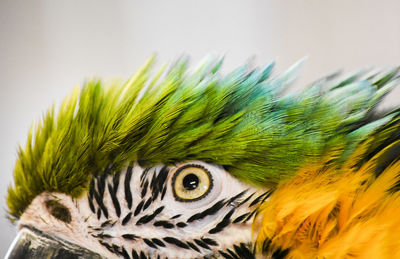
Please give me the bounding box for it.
[5,56,399,258]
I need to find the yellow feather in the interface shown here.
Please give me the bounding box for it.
[254,146,400,258]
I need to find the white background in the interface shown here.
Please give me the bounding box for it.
[1,0,400,256]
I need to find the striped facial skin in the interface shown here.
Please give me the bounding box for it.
[18,161,270,259]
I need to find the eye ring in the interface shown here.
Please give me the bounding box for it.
[172,164,213,202]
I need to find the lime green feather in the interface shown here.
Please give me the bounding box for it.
[6,56,399,220]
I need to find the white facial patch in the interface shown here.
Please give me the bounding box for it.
[19,161,270,259]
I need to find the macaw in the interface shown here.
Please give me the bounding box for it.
[5,56,400,259]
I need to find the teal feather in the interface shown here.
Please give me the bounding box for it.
[7,56,399,220]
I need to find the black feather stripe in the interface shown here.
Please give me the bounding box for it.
[112,171,121,195]
[176,222,187,228]
[134,200,145,216]
[143,197,152,211]
[93,188,108,219]
[233,212,250,223]
[151,238,166,247]
[147,166,169,202]
[201,237,218,246]
[132,249,140,259]
[99,240,114,253]
[153,166,169,191]
[249,190,271,207]
[122,212,132,226]
[171,214,181,219]
[161,186,167,200]
[97,168,108,202]
[228,189,248,205]
[121,246,130,259]
[136,214,152,225]
[187,199,226,223]
[154,220,174,229]
[136,206,164,225]
[140,251,147,259]
[100,219,113,228]
[163,237,190,249]
[227,248,240,259]
[108,183,121,217]
[125,165,133,209]
[243,208,257,223]
[149,172,157,192]
[140,167,151,184]
[141,180,149,198]
[194,239,211,250]
[153,206,165,215]
[208,209,235,234]
[143,238,157,249]
[186,241,200,252]
[151,188,159,201]
[93,232,112,239]
[89,179,95,196]
[122,234,138,240]
[234,243,255,259]
[88,194,95,213]
[219,250,235,259]
[111,244,121,256]
[237,192,256,207]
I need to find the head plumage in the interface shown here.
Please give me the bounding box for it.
[7,56,399,220]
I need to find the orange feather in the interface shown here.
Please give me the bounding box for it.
[253,143,400,258]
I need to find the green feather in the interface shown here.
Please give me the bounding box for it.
[7,56,399,220]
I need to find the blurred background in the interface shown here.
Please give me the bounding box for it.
[1,0,400,256]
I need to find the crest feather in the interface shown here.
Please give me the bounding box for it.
[7,57,399,220]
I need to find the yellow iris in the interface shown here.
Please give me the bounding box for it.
[172,165,213,201]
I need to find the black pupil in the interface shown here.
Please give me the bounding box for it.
[183,173,199,190]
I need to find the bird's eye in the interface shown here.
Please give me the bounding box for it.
[172,164,213,202]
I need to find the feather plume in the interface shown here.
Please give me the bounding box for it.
[7,56,399,221]
[254,137,400,258]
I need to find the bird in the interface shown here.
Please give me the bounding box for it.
[5,56,400,259]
